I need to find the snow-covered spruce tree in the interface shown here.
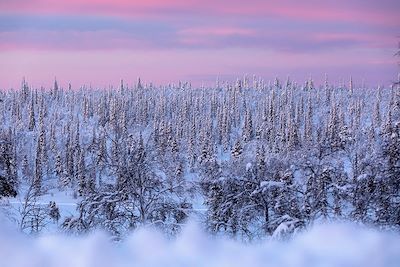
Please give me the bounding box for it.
[375,109,400,225]
[21,154,31,182]
[48,201,61,223]
[231,139,243,159]
[54,151,64,187]
[63,121,74,188]
[34,125,45,195]
[243,107,254,142]
[77,150,87,196]
[28,96,36,131]
[0,132,18,198]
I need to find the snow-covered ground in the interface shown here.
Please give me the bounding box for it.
[9,188,79,210]
[0,220,399,267]
[2,188,79,233]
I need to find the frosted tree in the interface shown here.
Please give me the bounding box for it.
[28,97,36,131]
[376,109,400,225]
[48,201,60,223]
[304,93,313,144]
[77,150,87,196]
[21,154,31,181]
[54,151,66,187]
[243,107,254,142]
[0,134,18,198]
[231,139,243,159]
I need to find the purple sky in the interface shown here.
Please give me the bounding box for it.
[0,0,399,89]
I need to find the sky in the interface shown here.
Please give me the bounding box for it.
[0,0,399,89]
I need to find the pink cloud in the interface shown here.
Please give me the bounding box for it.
[0,0,196,18]
[313,33,397,49]
[216,1,399,26]
[177,26,257,46]
[0,30,154,51]
[179,27,256,37]
[1,0,398,27]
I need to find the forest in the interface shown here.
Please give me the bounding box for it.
[0,76,399,240]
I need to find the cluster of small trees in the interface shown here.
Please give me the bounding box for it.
[0,75,399,239]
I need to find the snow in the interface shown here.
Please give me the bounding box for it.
[0,75,399,264]
[272,215,301,240]
[260,181,283,188]
[246,162,252,171]
[357,173,369,181]
[3,188,79,233]
[0,220,399,267]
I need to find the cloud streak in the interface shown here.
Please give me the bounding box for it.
[1,0,399,26]
[0,0,398,88]
[0,14,395,52]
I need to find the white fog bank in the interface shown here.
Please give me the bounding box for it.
[0,221,399,267]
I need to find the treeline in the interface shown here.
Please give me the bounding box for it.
[0,76,399,239]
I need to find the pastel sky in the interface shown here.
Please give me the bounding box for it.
[0,0,399,89]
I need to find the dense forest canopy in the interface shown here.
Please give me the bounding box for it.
[0,76,399,239]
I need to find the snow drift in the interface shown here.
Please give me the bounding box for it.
[0,221,399,267]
